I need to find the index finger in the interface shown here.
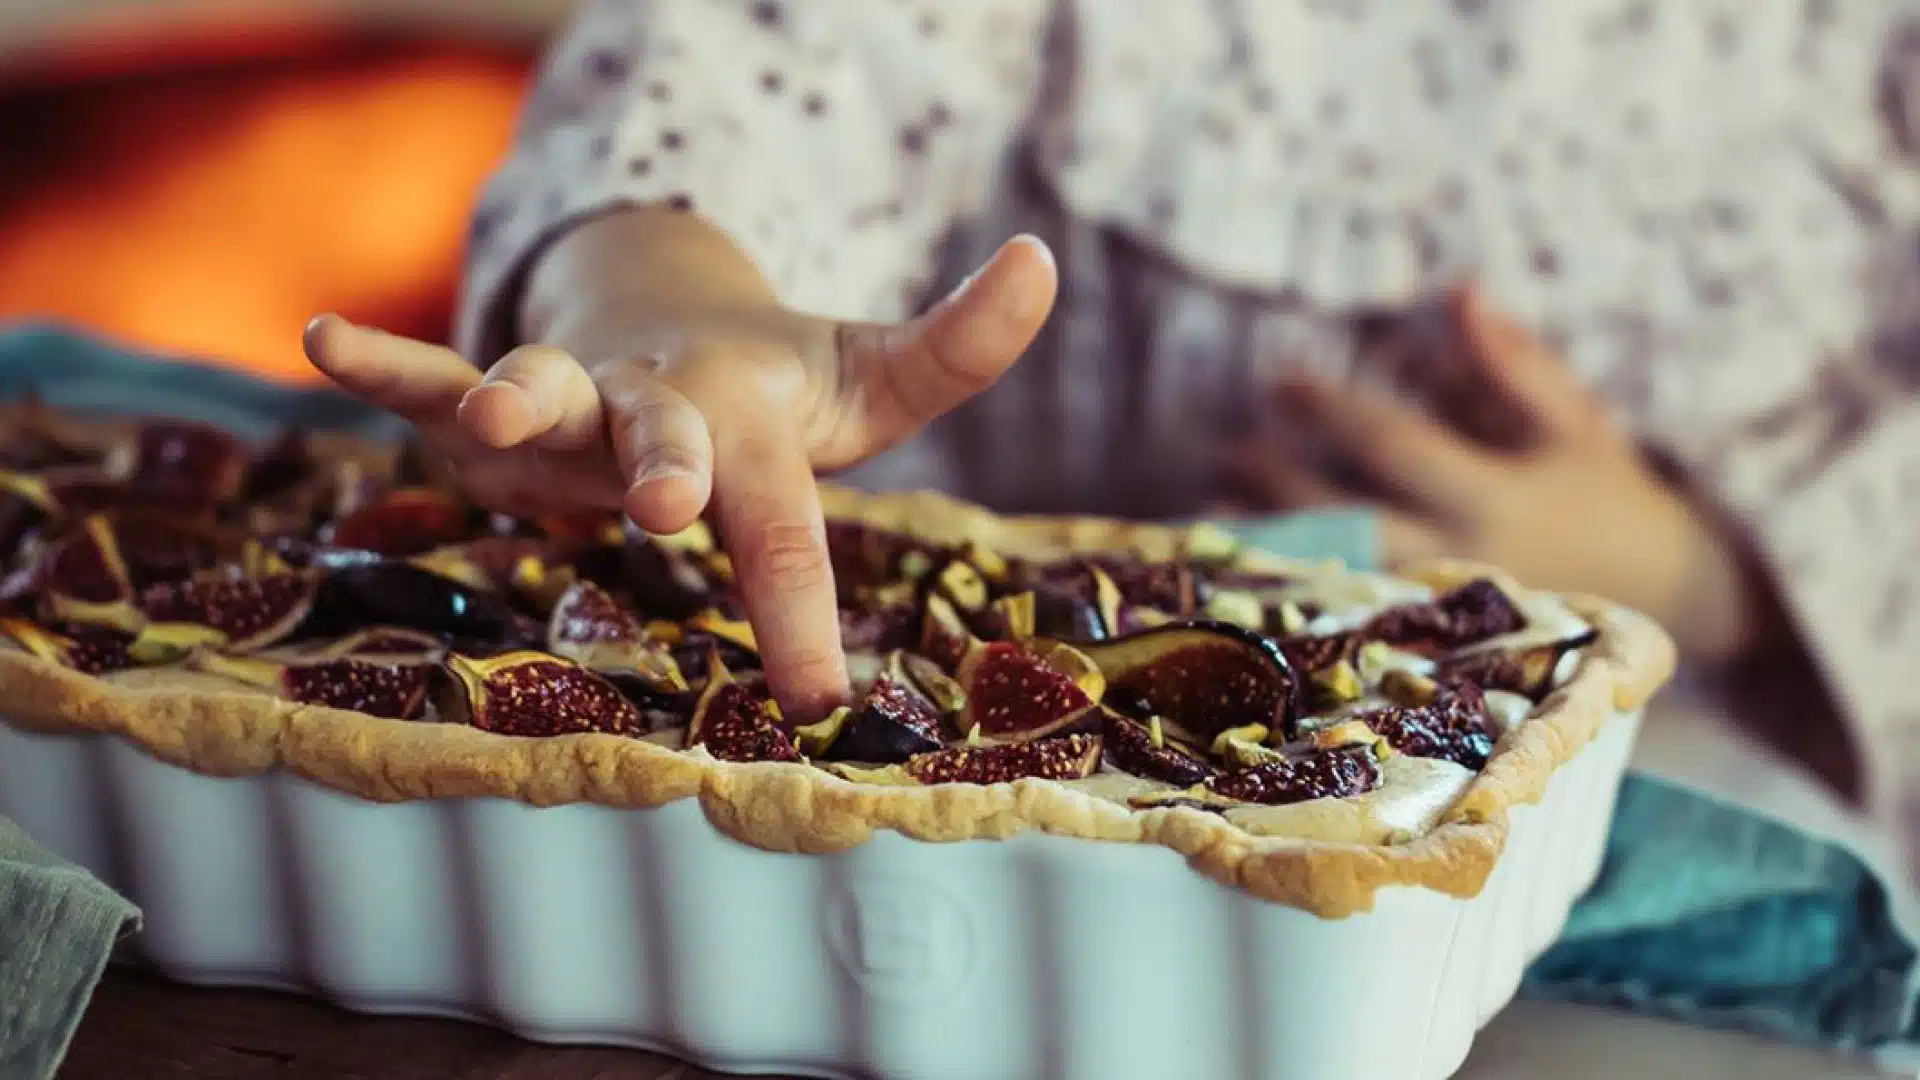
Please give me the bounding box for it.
[303,315,479,436]
[707,425,848,721]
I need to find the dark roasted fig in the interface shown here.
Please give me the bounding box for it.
[684,652,800,763]
[38,515,142,631]
[325,488,473,556]
[547,580,686,693]
[954,638,1101,745]
[903,733,1103,785]
[408,536,547,593]
[108,510,241,588]
[1199,743,1382,806]
[189,651,432,720]
[1030,585,1109,642]
[1362,682,1497,769]
[838,604,919,652]
[130,420,246,508]
[438,650,646,736]
[827,674,946,763]
[239,429,312,505]
[1130,736,1384,810]
[619,537,712,620]
[919,591,974,670]
[0,617,131,674]
[1099,707,1218,786]
[311,626,446,663]
[1030,558,1126,638]
[1277,631,1362,675]
[135,570,318,651]
[825,520,936,600]
[1364,579,1527,656]
[1075,620,1297,741]
[1435,630,1597,699]
[315,561,531,647]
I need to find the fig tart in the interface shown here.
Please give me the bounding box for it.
[0,404,1673,917]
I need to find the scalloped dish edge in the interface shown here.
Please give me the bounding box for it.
[0,485,1675,918]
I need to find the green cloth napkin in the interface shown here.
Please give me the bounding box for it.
[0,818,138,1080]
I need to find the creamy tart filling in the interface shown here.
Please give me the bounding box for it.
[0,409,1604,844]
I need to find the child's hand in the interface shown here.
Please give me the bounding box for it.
[304,214,1057,719]
[1231,284,1779,662]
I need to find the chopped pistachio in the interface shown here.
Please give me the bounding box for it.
[1276,601,1308,635]
[966,722,983,747]
[128,622,229,666]
[960,540,1009,584]
[936,559,988,612]
[1309,659,1364,706]
[1381,668,1439,707]
[898,549,935,582]
[706,552,736,585]
[1203,589,1264,630]
[1148,715,1166,749]
[1183,522,1240,563]
[794,706,849,758]
[1209,722,1271,757]
[990,591,1037,639]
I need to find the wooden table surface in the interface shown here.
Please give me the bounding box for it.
[60,968,1888,1080]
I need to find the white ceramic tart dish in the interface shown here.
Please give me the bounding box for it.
[0,413,1674,1080]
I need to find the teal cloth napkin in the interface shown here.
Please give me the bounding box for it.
[0,820,138,1080]
[1,324,1918,1078]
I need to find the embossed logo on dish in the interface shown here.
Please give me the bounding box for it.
[824,876,974,1003]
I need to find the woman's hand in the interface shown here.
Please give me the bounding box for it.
[1229,284,1780,663]
[304,208,1058,719]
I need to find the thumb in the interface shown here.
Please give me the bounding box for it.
[828,234,1057,458]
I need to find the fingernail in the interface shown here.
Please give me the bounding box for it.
[302,314,340,357]
[631,461,700,493]
[1007,233,1057,273]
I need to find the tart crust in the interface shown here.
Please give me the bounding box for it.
[0,486,1674,918]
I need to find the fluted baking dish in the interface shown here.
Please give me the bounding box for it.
[1,701,1641,1080]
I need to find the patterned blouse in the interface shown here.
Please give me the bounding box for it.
[455,0,1920,871]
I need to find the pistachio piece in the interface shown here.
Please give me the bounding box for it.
[1308,659,1365,708]
[1202,589,1264,630]
[794,706,851,758]
[1381,667,1440,707]
[1209,722,1271,758]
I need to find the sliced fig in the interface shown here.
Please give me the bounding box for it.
[1361,682,1497,770]
[684,652,799,763]
[189,651,431,720]
[827,674,946,763]
[108,510,241,587]
[438,651,646,737]
[1199,743,1382,806]
[1030,558,1126,638]
[1075,620,1297,742]
[619,539,712,620]
[896,650,966,715]
[825,520,933,600]
[1277,632,1362,675]
[1363,579,1528,656]
[125,621,231,665]
[1435,630,1597,700]
[135,571,318,651]
[954,639,1101,745]
[838,604,919,652]
[315,561,533,648]
[310,626,446,663]
[903,732,1103,785]
[0,617,131,675]
[1099,707,1218,786]
[239,429,312,505]
[325,488,473,556]
[38,515,142,631]
[547,580,686,693]
[130,420,246,507]
[919,591,974,670]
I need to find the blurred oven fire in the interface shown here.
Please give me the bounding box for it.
[0,16,534,382]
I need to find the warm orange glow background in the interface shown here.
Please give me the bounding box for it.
[0,21,535,383]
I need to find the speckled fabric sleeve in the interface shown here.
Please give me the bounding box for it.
[451,0,1053,368]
